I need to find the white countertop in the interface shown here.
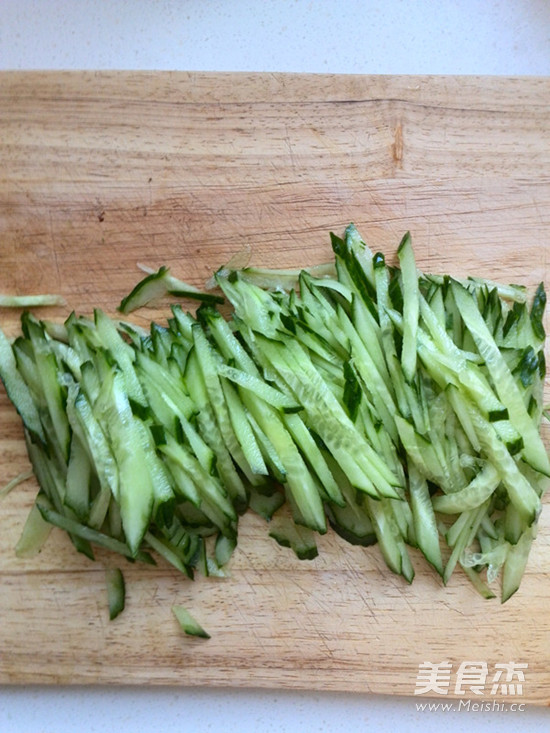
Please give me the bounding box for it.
[2,0,549,75]
[1,1,549,730]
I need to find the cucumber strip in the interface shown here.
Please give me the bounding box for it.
[467,401,542,525]
[115,420,155,553]
[105,567,125,620]
[248,486,285,522]
[0,294,66,307]
[513,345,542,389]
[33,348,70,463]
[258,334,401,499]
[278,336,400,496]
[417,295,510,422]
[452,280,550,476]
[356,391,405,485]
[0,468,33,499]
[158,436,236,522]
[169,306,197,345]
[282,411,344,506]
[119,265,224,314]
[64,434,92,521]
[135,351,196,418]
[15,500,53,558]
[102,373,156,554]
[427,393,467,489]
[330,234,377,314]
[35,494,150,561]
[432,462,500,513]
[192,323,262,485]
[201,308,259,374]
[116,319,149,345]
[184,349,248,508]
[160,453,200,507]
[205,314,335,508]
[290,317,348,370]
[137,419,175,513]
[298,275,351,356]
[268,508,319,560]
[519,460,550,500]
[24,433,67,517]
[408,463,444,576]
[42,320,69,343]
[323,456,377,545]
[176,410,217,475]
[78,359,102,406]
[501,525,535,602]
[49,340,82,381]
[445,505,475,548]
[344,223,376,290]
[395,415,456,493]
[215,273,282,339]
[444,501,490,584]
[460,564,497,599]
[0,327,45,442]
[93,309,146,407]
[144,531,193,577]
[492,418,524,456]
[245,410,287,483]
[342,359,363,422]
[149,322,173,364]
[216,362,301,412]
[365,496,409,579]
[399,542,415,583]
[503,501,525,545]
[136,371,187,436]
[307,276,354,303]
[325,501,376,547]
[219,376,269,476]
[11,338,43,402]
[213,262,336,292]
[529,282,546,342]
[373,258,414,421]
[66,385,120,502]
[464,534,503,569]
[428,284,446,329]
[64,314,100,362]
[215,532,237,568]
[336,305,399,443]
[445,384,480,452]
[462,535,510,582]
[427,274,527,304]
[253,407,327,533]
[88,482,113,531]
[397,232,419,382]
[197,537,229,578]
[170,464,235,534]
[172,605,210,639]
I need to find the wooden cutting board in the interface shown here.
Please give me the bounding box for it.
[0,72,549,703]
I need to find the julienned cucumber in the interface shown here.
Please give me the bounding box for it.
[0,225,548,639]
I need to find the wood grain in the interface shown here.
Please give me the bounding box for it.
[0,72,549,703]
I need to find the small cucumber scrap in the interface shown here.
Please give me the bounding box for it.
[105,567,125,620]
[172,605,210,639]
[0,294,66,308]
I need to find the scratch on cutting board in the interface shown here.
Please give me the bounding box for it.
[284,124,298,171]
[392,122,403,166]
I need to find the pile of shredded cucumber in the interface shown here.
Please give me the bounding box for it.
[0,225,548,636]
